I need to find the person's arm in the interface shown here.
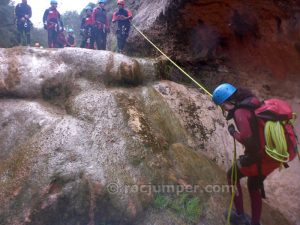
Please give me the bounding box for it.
[126,9,132,20]
[80,17,85,29]
[15,4,21,19]
[91,8,97,25]
[27,5,32,18]
[80,17,86,35]
[43,9,49,29]
[112,11,118,23]
[105,13,110,31]
[43,9,48,24]
[233,109,256,148]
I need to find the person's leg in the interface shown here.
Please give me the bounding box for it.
[89,31,95,49]
[120,36,126,52]
[226,166,251,225]
[98,31,105,50]
[16,22,23,45]
[248,176,265,225]
[90,37,95,49]
[80,39,86,48]
[17,31,22,45]
[116,30,122,52]
[103,32,107,50]
[48,30,53,48]
[95,31,101,50]
[227,165,245,214]
[25,25,31,46]
[90,27,96,49]
[53,31,58,48]
[122,32,129,52]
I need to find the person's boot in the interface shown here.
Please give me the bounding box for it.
[224,209,251,225]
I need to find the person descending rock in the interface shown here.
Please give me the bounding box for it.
[66,28,76,47]
[112,0,132,54]
[80,6,95,49]
[15,0,32,46]
[212,83,298,225]
[92,0,110,50]
[43,0,64,48]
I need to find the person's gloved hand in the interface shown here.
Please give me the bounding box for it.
[238,155,255,167]
[228,124,236,136]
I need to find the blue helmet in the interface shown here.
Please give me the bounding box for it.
[98,0,106,3]
[50,0,58,4]
[212,83,237,105]
[85,6,92,11]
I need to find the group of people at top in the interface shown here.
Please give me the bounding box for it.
[80,0,132,53]
[14,0,132,53]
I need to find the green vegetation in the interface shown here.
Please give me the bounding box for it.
[154,194,170,209]
[0,0,17,47]
[154,193,202,224]
[185,197,202,223]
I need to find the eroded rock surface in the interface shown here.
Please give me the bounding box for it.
[0,47,296,225]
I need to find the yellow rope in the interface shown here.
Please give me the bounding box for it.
[227,138,237,225]
[131,23,212,97]
[264,121,289,163]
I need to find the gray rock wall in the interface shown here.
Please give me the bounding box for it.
[0,47,295,225]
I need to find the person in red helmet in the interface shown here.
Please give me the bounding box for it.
[112,0,132,54]
[43,0,64,48]
[80,6,95,49]
[92,0,110,50]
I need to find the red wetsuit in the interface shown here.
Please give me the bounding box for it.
[227,96,280,225]
[232,97,280,176]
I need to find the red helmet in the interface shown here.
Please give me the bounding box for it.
[117,0,125,5]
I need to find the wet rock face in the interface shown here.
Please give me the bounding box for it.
[0,47,295,225]
[0,47,158,98]
[0,47,230,225]
[129,3,300,222]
